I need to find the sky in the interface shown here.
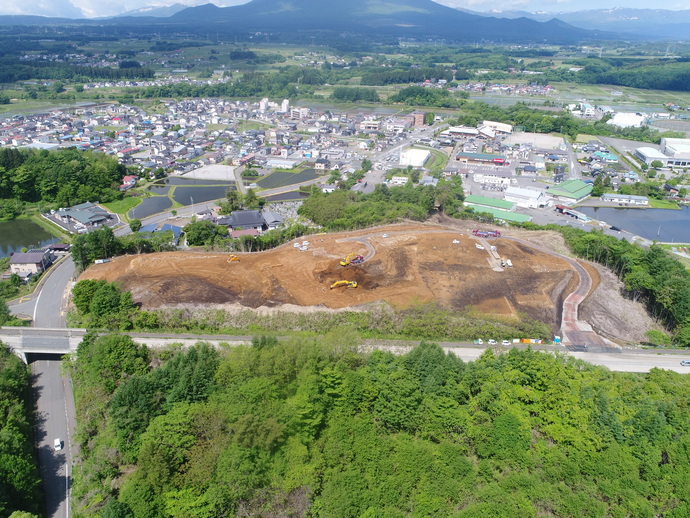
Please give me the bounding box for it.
[0,0,687,20]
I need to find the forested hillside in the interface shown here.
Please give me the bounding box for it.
[0,147,126,220]
[0,343,42,518]
[70,335,690,517]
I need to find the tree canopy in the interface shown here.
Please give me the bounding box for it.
[70,338,690,517]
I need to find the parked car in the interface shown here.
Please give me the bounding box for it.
[501,340,510,346]
[610,226,621,232]
[488,339,497,345]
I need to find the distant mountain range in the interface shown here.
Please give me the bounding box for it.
[475,7,690,40]
[0,0,621,44]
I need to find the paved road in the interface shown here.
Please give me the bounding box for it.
[31,359,76,518]
[8,256,75,327]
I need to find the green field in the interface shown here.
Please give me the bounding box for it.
[102,197,142,216]
[649,199,681,209]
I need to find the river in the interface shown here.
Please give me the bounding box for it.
[577,206,690,243]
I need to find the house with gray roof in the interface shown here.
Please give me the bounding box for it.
[54,202,112,232]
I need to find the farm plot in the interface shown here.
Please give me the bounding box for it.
[258,168,322,189]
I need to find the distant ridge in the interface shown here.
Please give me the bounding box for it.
[0,0,623,43]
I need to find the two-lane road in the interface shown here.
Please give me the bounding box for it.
[31,359,76,518]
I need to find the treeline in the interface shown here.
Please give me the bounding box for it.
[553,226,690,345]
[388,85,465,108]
[330,86,380,102]
[70,338,690,517]
[0,148,127,219]
[137,71,299,100]
[71,227,179,271]
[298,178,465,230]
[542,57,690,93]
[0,57,155,83]
[0,343,42,518]
[360,67,455,85]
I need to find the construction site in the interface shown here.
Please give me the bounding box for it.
[80,223,586,331]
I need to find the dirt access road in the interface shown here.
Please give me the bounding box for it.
[82,223,582,331]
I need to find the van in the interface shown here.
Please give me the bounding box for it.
[681,360,690,367]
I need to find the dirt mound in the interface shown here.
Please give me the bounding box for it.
[80,223,578,330]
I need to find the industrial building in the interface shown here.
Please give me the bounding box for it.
[400,148,430,167]
[635,138,690,167]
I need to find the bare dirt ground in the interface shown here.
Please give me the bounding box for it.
[80,220,658,341]
[81,223,577,330]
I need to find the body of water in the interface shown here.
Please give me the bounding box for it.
[129,197,174,219]
[578,206,690,243]
[0,219,59,257]
[264,191,310,202]
[172,185,235,206]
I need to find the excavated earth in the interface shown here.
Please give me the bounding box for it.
[80,223,580,329]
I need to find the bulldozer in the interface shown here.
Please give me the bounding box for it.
[330,280,358,290]
[227,254,239,263]
[340,252,364,266]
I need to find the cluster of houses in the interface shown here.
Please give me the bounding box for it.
[0,98,432,179]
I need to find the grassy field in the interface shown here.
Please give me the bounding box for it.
[102,197,142,216]
[649,199,681,209]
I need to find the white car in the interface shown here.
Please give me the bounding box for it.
[501,340,511,346]
[475,244,484,250]
[488,339,497,345]
[681,360,690,366]
[53,438,62,451]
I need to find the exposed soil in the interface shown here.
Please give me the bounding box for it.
[81,223,580,331]
[579,262,663,344]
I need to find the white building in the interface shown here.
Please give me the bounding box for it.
[280,99,290,113]
[400,148,430,167]
[636,139,690,167]
[608,112,646,128]
[601,193,648,205]
[504,186,550,209]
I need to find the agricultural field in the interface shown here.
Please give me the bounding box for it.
[257,168,322,189]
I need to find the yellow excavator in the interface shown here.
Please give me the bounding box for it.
[330,280,358,290]
[340,252,364,266]
[227,254,239,263]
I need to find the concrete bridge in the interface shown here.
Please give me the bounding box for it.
[0,327,253,362]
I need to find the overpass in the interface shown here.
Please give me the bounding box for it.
[0,327,253,362]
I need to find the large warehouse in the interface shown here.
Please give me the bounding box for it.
[400,148,430,167]
[636,138,690,167]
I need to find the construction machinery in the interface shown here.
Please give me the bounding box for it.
[340,252,364,266]
[330,280,358,290]
[227,254,239,262]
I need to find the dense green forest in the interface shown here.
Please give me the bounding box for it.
[70,336,690,517]
[0,147,127,220]
[0,343,42,518]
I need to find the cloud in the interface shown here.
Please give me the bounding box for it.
[1,0,85,17]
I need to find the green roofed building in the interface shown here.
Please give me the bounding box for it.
[467,205,532,223]
[546,179,592,203]
[464,194,515,211]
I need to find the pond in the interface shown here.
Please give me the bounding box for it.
[172,185,235,206]
[128,197,173,219]
[264,191,310,202]
[577,206,690,243]
[0,219,60,257]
